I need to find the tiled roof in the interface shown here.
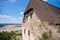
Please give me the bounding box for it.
[24,0,60,24]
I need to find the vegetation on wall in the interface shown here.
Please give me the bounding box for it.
[38,30,52,40]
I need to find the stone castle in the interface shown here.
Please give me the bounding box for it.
[22,0,60,40]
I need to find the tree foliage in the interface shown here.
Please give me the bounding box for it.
[0,31,16,40]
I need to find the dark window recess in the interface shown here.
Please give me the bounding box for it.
[28,30,30,36]
[23,18,26,23]
[58,26,60,33]
[56,24,60,33]
[56,24,60,26]
[30,11,33,18]
[30,13,32,18]
[25,14,28,19]
[24,29,26,34]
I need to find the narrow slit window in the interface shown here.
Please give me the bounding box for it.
[24,29,26,34]
[28,30,30,36]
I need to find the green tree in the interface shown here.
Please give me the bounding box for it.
[0,31,17,40]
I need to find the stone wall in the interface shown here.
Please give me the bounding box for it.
[22,11,60,40]
[30,12,60,40]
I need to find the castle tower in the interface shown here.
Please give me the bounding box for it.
[22,0,60,40]
[24,0,60,24]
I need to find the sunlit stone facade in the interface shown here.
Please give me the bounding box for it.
[22,0,60,40]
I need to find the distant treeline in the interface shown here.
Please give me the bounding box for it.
[0,24,22,27]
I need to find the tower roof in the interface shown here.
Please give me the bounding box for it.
[24,0,60,24]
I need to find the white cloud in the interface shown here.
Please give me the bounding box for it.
[0,15,23,24]
[42,0,48,2]
[0,15,11,18]
[20,12,24,15]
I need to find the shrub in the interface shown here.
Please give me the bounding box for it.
[38,30,52,40]
[0,31,16,40]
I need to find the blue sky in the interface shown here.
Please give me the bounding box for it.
[0,0,29,24]
[43,0,60,8]
[0,0,60,24]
